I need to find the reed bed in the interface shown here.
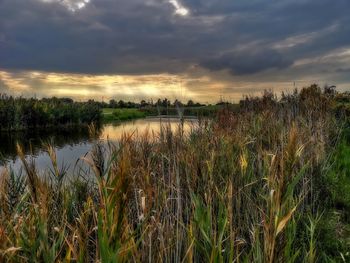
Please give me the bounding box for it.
[0,86,349,262]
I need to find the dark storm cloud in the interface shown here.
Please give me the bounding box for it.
[1,0,350,76]
[336,67,350,73]
[0,0,181,74]
[201,49,293,75]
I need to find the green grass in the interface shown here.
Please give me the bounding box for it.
[316,127,350,261]
[103,104,240,122]
[102,108,146,122]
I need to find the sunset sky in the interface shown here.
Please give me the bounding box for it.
[1,0,350,102]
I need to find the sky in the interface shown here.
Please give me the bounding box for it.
[1,0,350,103]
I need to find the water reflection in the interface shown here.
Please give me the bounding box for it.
[0,118,197,175]
[0,126,92,163]
[101,118,196,141]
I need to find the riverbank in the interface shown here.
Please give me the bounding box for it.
[102,104,239,122]
[102,108,147,122]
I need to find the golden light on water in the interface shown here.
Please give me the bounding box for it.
[100,119,198,141]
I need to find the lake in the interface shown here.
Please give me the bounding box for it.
[0,118,198,176]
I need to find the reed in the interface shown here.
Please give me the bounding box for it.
[0,85,349,262]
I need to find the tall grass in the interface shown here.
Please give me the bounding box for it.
[0,85,348,262]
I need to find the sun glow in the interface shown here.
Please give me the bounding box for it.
[1,69,324,103]
[0,70,198,101]
[169,0,189,16]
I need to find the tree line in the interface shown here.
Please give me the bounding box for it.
[0,95,102,131]
[104,98,205,109]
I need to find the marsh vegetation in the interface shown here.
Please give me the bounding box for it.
[0,96,102,131]
[0,85,349,262]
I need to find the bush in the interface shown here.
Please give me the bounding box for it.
[0,95,102,130]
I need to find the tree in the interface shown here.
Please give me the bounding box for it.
[187,100,194,107]
[118,100,126,108]
[173,99,183,107]
[162,98,170,107]
[140,100,148,107]
[109,99,117,108]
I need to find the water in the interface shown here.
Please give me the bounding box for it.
[0,118,197,175]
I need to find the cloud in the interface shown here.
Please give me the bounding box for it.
[201,49,293,75]
[169,0,190,16]
[0,0,350,99]
[0,69,201,101]
[336,67,350,73]
[37,0,91,12]
[2,0,349,75]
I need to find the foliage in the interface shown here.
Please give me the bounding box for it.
[0,95,102,131]
[107,98,205,109]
